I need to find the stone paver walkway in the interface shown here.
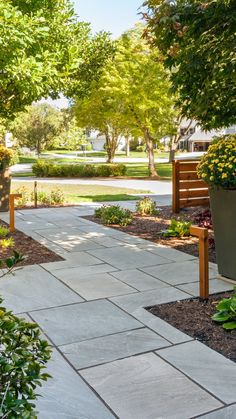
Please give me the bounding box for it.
[0,206,235,419]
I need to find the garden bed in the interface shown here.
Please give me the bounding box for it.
[147,291,236,362]
[0,221,63,266]
[85,206,216,263]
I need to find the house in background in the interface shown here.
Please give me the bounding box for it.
[87,130,126,151]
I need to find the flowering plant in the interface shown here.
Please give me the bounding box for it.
[0,145,17,170]
[197,135,236,189]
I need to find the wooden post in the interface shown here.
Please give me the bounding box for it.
[34,181,38,208]
[172,160,180,213]
[9,193,22,232]
[190,225,209,300]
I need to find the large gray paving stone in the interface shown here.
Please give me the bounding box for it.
[0,265,82,313]
[81,353,221,419]
[110,286,189,315]
[60,328,169,369]
[177,278,234,296]
[36,349,115,419]
[198,404,236,419]
[41,251,103,271]
[88,246,172,269]
[158,340,236,404]
[141,260,218,285]
[140,243,197,262]
[59,272,136,300]
[132,307,192,344]
[52,264,118,281]
[30,300,142,345]
[111,269,170,291]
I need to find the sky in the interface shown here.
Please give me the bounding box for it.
[73,0,143,38]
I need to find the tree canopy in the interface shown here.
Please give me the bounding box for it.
[144,0,236,129]
[75,25,175,174]
[0,0,113,118]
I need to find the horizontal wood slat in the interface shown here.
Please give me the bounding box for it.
[179,180,208,190]
[179,197,209,208]
[180,189,209,199]
[172,159,209,213]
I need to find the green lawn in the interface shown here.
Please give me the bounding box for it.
[11,181,151,203]
[125,162,172,178]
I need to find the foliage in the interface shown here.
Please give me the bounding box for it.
[75,25,175,171]
[212,289,236,330]
[136,197,159,216]
[53,116,89,151]
[0,145,17,170]
[0,251,24,278]
[32,161,127,178]
[94,205,133,226]
[14,186,65,207]
[11,104,64,155]
[144,0,236,129]
[0,225,10,238]
[194,209,213,230]
[163,219,192,237]
[0,0,113,118]
[0,237,15,249]
[197,135,236,189]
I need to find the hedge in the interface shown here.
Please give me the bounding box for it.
[32,160,127,177]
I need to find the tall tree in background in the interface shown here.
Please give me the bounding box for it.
[144,0,236,130]
[0,0,113,119]
[76,26,175,175]
[11,104,63,155]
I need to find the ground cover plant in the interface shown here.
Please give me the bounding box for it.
[212,288,236,330]
[0,253,51,418]
[162,219,192,238]
[147,290,235,362]
[136,197,159,216]
[95,205,133,226]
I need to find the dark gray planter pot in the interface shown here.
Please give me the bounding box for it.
[0,167,11,212]
[210,187,236,280]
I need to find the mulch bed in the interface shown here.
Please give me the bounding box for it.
[85,206,216,263]
[147,291,236,362]
[0,221,63,267]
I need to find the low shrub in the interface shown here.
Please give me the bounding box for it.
[212,288,236,330]
[0,225,10,238]
[95,205,133,226]
[162,219,192,237]
[32,161,127,178]
[136,197,159,216]
[50,188,65,205]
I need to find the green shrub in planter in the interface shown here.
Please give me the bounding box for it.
[95,205,133,226]
[198,135,236,280]
[136,197,159,216]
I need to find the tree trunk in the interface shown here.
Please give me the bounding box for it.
[126,137,130,157]
[169,148,176,163]
[145,130,159,178]
[105,133,116,163]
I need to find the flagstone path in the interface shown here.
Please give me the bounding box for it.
[0,206,235,419]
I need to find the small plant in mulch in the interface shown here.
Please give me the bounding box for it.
[95,205,133,226]
[212,288,236,330]
[136,197,159,216]
[194,208,213,230]
[13,186,65,207]
[162,218,192,237]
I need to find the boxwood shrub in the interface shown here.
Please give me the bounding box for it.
[32,161,127,178]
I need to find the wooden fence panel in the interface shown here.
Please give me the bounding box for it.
[172,159,210,213]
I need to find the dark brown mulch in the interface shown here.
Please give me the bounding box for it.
[0,221,63,267]
[84,206,216,263]
[147,291,236,362]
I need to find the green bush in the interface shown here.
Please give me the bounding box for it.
[50,188,65,205]
[162,219,192,237]
[32,161,127,178]
[136,145,146,152]
[95,205,133,226]
[212,288,236,330]
[0,225,10,238]
[136,197,159,216]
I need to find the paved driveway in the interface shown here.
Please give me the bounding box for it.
[0,206,235,419]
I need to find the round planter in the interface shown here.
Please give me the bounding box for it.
[0,167,11,212]
[210,187,236,281]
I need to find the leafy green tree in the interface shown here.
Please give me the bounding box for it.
[144,0,236,130]
[0,1,113,119]
[54,117,88,151]
[11,104,63,155]
[76,26,175,175]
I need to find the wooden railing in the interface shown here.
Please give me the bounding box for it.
[172,159,209,213]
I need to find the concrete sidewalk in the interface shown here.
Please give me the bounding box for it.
[0,206,235,419]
